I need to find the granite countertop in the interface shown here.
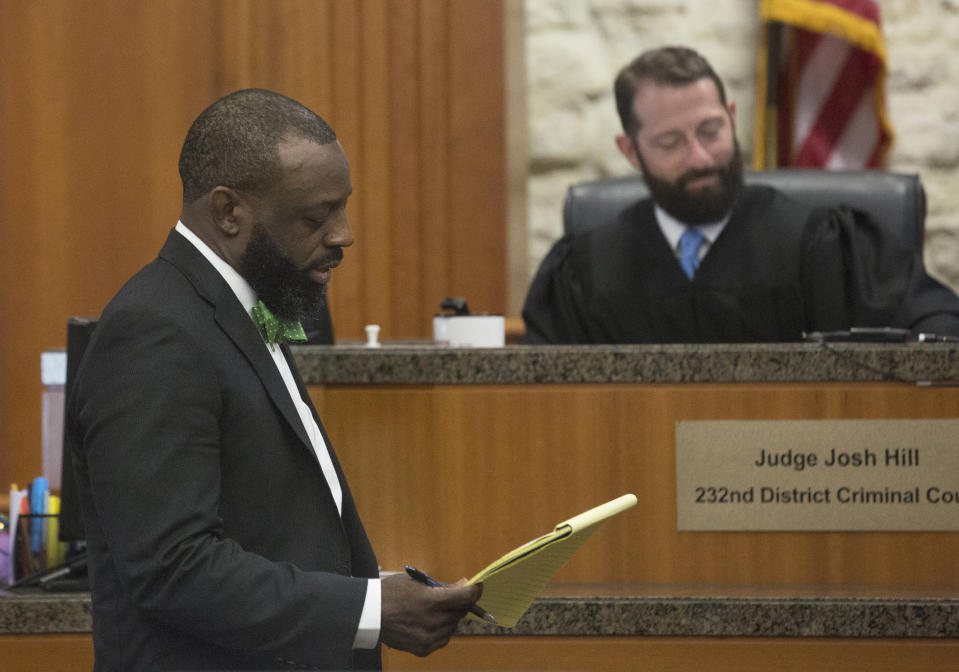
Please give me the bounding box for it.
[0,589,91,634]
[293,342,959,386]
[4,585,959,638]
[458,585,959,638]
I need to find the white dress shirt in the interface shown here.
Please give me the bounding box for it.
[175,222,380,649]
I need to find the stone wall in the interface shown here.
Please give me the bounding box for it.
[524,0,959,293]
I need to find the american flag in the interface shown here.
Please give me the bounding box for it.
[755,0,894,169]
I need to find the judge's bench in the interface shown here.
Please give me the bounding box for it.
[5,342,959,670]
[308,341,959,670]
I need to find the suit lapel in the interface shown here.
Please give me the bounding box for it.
[280,344,351,538]
[158,230,313,452]
[281,343,349,488]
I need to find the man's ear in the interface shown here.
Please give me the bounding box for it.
[615,134,642,171]
[727,101,737,133]
[209,186,245,237]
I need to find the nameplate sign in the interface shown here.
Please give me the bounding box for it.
[676,419,959,531]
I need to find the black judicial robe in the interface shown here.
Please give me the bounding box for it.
[522,185,959,344]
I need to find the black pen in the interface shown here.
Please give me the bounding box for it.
[404,565,496,624]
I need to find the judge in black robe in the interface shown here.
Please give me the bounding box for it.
[522,184,959,344]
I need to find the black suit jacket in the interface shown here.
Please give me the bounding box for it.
[67,229,381,671]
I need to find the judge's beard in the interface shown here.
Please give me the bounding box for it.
[238,223,334,323]
[638,140,744,225]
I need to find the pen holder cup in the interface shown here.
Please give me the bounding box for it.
[8,512,66,584]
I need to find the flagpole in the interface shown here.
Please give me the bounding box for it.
[763,21,781,170]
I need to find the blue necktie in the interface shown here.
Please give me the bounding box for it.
[679,227,705,280]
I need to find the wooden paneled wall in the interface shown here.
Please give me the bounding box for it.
[311,382,959,587]
[0,0,507,488]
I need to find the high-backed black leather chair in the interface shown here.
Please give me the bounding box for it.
[563,169,927,252]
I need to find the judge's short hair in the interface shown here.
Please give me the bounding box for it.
[614,46,728,136]
[179,88,337,204]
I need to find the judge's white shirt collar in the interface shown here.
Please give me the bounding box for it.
[654,205,730,257]
[175,221,257,313]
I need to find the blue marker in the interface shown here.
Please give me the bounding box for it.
[29,477,48,554]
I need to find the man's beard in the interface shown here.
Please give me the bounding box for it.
[638,140,744,225]
[238,223,337,323]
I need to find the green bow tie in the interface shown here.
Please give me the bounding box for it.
[251,300,307,351]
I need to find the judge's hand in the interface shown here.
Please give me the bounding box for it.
[380,573,482,657]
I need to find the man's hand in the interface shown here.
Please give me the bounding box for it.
[380,573,483,657]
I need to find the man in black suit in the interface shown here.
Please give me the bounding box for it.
[67,89,480,671]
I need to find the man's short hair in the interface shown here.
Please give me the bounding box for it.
[179,88,337,203]
[614,46,728,136]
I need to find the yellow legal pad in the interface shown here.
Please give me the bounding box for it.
[467,493,637,627]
